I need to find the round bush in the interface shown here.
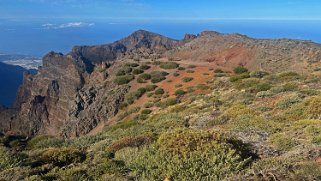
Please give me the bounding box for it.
[175,89,186,96]
[133,68,144,75]
[160,62,179,69]
[182,77,194,83]
[41,147,86,166]
[234,66,248,74]
[155,88,165,95]
[141,109,152,115]
[129,129,253,180]
[114,75,134,85]
[140,64,151,70]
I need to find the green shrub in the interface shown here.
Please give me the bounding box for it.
[145,84,157,92]
[178,67,186,70]
[175,89,186,96]
[182,77,194,82]
[235,78,272,93]
[234,66,248,74]
[137,73,151,83]
[173,72,180,77]
[187,65,196,69]
[132,68,144,75]
[215,73,226,77]
[0,147,24,171]
[140,64,151,70]
[278,71,299,78]
[276,95,302,109]
[305,96,321,119]
[114,75,134,85]
[125,88,146,104]
[186,70,195,73]
[144,102,154,108]
[159,98,177,108]
[250,71,269,78]
[116,67,132,76]
[175,84,183,88]
[150,71,168,83]
[214,68,224,73]
[106,135,152,154]
[155,88,165,95]
[269,134,296,151]
[141,109,152,115]
[230,73,250,82]
[40,147,86,166]
[128,106,141,114]
[128,129,253,180]
[28,135,64,149]
[127,63,139,67]
[196,84,209,90]
[160,62,179,69]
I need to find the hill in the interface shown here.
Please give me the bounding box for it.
[0,30,320,180]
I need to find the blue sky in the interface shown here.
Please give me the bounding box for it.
[0,0,321,21]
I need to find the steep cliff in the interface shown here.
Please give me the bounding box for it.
[0,30,177,137]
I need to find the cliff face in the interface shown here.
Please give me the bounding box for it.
[2,30,321,137]
[0,30,177,137]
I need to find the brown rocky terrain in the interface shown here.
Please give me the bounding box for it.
[1,29,321,137]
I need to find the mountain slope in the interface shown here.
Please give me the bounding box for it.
[2,30,321,137]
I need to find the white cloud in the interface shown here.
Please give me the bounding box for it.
[42,22,94,29]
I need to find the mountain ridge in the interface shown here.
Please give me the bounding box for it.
[1,29,321,137]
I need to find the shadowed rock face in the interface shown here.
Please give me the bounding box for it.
[2,30,321,137]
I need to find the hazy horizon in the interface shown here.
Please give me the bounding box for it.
[1,0,321,57]
[1,20,321,57]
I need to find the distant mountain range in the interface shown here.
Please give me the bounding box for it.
[0,53,42,70]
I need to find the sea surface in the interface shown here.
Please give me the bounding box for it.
[0,20,321,57]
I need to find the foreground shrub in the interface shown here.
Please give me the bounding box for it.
[40,147,86,166]
[160,62,179,69]
[0,146,24,171]
[128,129,253,180]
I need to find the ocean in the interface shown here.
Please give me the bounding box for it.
[0,19,321,57]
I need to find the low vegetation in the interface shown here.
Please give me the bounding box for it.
[2,63,321,180]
